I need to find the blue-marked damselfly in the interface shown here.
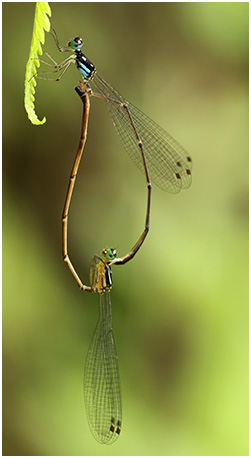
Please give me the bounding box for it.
[37,29,192,287]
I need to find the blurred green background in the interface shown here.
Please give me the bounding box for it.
[3,2,248,456]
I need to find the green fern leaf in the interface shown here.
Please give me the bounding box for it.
[24,2,51,125]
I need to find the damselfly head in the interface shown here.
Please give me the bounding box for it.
[68,37,83,51]
[102,248,117,261]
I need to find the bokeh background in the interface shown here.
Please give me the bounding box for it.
[3,2,248,456]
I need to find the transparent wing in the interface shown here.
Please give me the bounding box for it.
[92,73,192,193]
[84,292,122,444]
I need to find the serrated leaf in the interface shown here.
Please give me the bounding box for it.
[24,2,51,125]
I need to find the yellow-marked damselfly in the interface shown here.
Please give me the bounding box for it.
[84,248,122,444]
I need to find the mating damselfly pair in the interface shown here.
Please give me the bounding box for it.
[35,28,192,444]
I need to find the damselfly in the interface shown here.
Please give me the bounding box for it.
[37,29,192,287]
[84,248,122,444]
